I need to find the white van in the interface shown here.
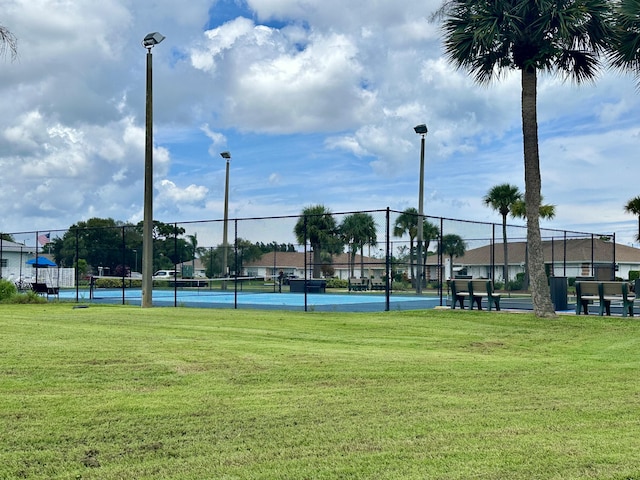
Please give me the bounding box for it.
[153,270,177,280]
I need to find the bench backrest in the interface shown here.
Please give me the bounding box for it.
[601,281,630,296]
[469,279,492,295]
[31,283,48,293]
[451,279,470,294]
[576,281,599,297]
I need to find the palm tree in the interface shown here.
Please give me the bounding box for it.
[624,196,640,242]
[0,25,17,61]
[437,0,613,317]
[393,208,419,281]
[340,213,377,278]
[421,221,441,286]
[483,184,522,286]
[439,234,467,280]
[294,205,342,278]
[185,233,207,277]
[610,0,640,87]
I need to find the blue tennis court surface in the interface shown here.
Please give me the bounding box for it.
[58,288,442,312]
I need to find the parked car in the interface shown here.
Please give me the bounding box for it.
[153,270,178,280]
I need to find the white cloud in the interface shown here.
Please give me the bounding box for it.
[1,0,639,248]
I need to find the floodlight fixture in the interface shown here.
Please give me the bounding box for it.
[414,124,428,135]
[220,151,231,159]
[142,32,165,49]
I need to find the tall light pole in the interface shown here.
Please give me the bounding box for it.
[414,124,428,294]
[220,151,231,289]
[141,31,165,308]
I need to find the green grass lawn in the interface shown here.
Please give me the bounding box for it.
[1,304,639,479]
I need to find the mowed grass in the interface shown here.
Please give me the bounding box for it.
[1,305,640,480]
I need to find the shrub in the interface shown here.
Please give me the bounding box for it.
[326,278,348,289]
[629,271,640,282]
[507,273,525,291]
[8,291,47,304]
[0,279,17,300]
[94,277,142,288]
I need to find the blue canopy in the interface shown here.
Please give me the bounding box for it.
[26,257,57,267]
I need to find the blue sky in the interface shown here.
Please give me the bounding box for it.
[2,0,640,247]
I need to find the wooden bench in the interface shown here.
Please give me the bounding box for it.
[469,279,501,311]
[31,282,59,298]
[348,278,369,291]
[575,281,635,316]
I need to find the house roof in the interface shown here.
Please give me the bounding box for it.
[427,238,640,266]
[244,251,381,269]
[0,239,34,253]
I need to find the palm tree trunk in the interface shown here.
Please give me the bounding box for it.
[521,68,555,317]
[312,246,321,278]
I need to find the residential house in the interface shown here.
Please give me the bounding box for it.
[0,239,36,282]
[242,251,385,280]
[426,238,640,282]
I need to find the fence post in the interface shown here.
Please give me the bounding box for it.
[385,207,390,312]
[303,215,308,312]
[234,219,238,309]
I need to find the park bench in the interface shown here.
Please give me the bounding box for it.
[468,279,501,311]
[289,279,327,293]
[370,277,386,290]
[348,278,369,291]
[575,281,635,317]
[450,279,501,311]
[31,282,59,298]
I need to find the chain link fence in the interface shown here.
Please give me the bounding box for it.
[0,208,615,311]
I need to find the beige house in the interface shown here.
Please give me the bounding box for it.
[426,238,640,282]
[242,251,385,280]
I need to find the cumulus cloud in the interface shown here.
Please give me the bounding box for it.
[2,0,640,245]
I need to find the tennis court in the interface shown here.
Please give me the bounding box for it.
[58,288,442,312]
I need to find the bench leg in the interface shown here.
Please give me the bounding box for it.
[489,299,500,311]
[472,296,482,310]
[581,300,589,315]
[453,295,465,309]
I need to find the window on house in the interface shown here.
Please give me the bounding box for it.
[0,259,7,268]
[581,263,590,276]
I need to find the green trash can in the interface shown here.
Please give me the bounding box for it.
[549,276,568,311]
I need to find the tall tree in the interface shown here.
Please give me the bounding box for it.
[421,221,441,285]
[624,196,640,242]
[294,205,342,278]
[393,208,419,281]
[484,184,522,287]
[340,213,377,278]
[439,234,467,280]
[437,0,613,317]
[610,0,640,87]
[185,233,207,277]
